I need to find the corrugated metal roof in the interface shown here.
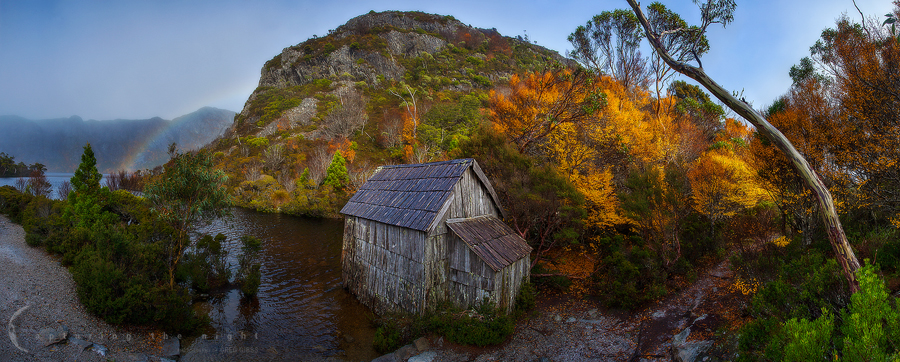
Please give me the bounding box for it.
[340,159,474,231]
[446,215,532,271]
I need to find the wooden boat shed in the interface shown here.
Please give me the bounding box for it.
[339,158,531,315]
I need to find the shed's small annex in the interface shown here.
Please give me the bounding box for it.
[339,158,531,315]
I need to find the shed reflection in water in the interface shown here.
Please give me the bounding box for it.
[182,208,377,361]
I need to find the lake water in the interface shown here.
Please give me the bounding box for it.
[184,207,378,361]
[0,173,108,200]
[0,174,378,360]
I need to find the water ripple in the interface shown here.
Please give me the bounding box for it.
[184,208,377,361]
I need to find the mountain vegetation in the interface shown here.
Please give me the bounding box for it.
[0,106,235,172]
[2,4,900,358]
[203,7,900,357]
[205,10,565,216]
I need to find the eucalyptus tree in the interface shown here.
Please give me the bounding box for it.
[144,149,232,288]
[568,9,650,90]
[625,0,861,291]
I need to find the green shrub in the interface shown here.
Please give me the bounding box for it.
[0,185,32,222]
[471,74,491,87]
[239,265,261,298]
[734,242,852,361]
[515,282,535,314]
[373,319,403,354]
[245,137,270,148]
[780,308,834,362]
[236,235,263,298]
[21,195,61,246]
[69,230,202,334]
[744,264,900,361]
[72,243,150,324]
[178,233,231,293]
[323,151,349,190]
[264,55,282,70]
[371,300,516,353]
[594,235,667,309]
[466,56,484,67]
[841,264,900,362]
[426,301,514,346]
[25,233,43,247]
[867,228,900,275]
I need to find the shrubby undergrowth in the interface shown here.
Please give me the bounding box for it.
[0,145,262,334]
[372,282,535,353]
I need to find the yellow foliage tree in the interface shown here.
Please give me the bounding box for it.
[544,121,624,231]
[689,147,767,225]
[594,76,685,167]
[573,168,625,231]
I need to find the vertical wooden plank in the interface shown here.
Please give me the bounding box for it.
[464,246,473,273]
[400,228,409,259]
[465,170,474,217]
[380,222,388,250]
[451,238,460,271]
[419,233,427,265]
[386,252,393,277]
[412,258,422,286]
[389,225,400,255]
[353,217,363,239]
[411,230,425,263]
[372,222,379,249]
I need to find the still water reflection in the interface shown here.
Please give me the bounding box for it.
[184,208,377,361]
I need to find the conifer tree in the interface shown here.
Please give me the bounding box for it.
[323,151,349,190]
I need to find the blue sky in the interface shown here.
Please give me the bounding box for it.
[0,0,895,121]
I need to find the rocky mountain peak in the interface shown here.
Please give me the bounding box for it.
[335,11,464,37]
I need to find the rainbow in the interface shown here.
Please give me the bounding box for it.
[116,85,249,171]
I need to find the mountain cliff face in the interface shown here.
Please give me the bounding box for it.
[221,11,565,140]
[210,11,566,204]
[0,107,235,172]
[258,12,462,89]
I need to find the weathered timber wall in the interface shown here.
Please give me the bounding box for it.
[342,216,427,314]
[424,168,500,311]
[492,254,529,314]
[444,231,529,314]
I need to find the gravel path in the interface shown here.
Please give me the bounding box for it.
[405,261,741,362]
[0,215,171,362]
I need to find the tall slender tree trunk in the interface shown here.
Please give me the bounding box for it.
[626,0,860,292]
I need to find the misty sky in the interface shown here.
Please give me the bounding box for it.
[0,0,895,121]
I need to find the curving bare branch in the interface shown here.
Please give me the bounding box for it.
[626,0,860,292]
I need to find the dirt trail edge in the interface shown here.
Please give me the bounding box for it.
[0,215,169,362]
[424,260,743,362]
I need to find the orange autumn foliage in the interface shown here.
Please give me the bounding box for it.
[489,68,602,154]
[328,138,356,163]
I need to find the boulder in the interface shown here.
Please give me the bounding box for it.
[161,337,180,358]
[670,326,714,362]
[395,344,419,360]
[91,343,108,357]
[36,325,68,346]
[414,337,430,352]
[408,351,438,362]
[68,336,93,351]
[371,352,399,362]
